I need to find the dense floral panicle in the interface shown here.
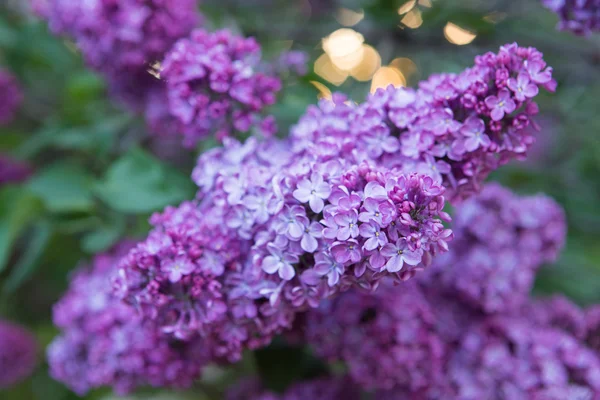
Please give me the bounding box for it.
[48,241,207,395]
[160,29,282,146]
[444,317,600,399]
[0,69,22,125]
[34,0,200,107]
[290,43,556,202]
[305,281,445,391]
[0,320,38,388]
[543,0,600,35]
[523,295,588,341]
[117,135,451,361]
[423,183,566,314]
[225,376,362,400]
[0,154,32,186]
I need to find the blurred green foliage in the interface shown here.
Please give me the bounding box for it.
[1,0,600,398]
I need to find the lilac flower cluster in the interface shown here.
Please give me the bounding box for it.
[34,0,200,108]
[115,134,452,362]
[0,320,37,388]
[160,29,282,146]
[0,68,22,125]
[424,183,566,314]
[48,241,207,395]
[301,184,590,397]
[225,376,361,400]
[443,317,600,399]
[291,43,556,202]
[0,154,32,186]
[543,0,600,35]
[305,281,445,392]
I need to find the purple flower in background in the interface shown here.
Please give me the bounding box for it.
[485,89,517,121]
[48,241,208,395]
[424,183,566,314]
[0,320,37,388]
[161,29,282,146]
[34,0,201,109]
[0,69,22,125]
[542,0,600,36]
[225,376,362,400]
[305,282,446,392]
[0,155,32,186]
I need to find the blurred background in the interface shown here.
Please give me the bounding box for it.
[1,0,600,398]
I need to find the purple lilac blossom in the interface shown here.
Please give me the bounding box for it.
[523,295,588,341]
[116,135,452,362]
[0,68,22,125]
[225,376,361,400]
[290,43,556,202]
[304,281,445,392]
[423,183,566,314]
[443,317,600,400]
[160,29,282,147]
[0,154,32,186]
[34,0,200,108]
[0,320,38,388]
[48,241,207,395]
[543,0,600,36]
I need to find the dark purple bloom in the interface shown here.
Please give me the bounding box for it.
[542,0,600,36]
[48,241,207,395]
[0,320,37,388]
[424,183,566,314]
[0,154,32,186]
[0,69,22,125]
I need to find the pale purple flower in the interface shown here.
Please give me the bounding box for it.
[485,89,517,121]
[275,205,308,240]
[359,222,388,251]
[381,239,422,272]
[300,222,323,253]
[262,243,299,280]
[293,173,332,213]
[460,116,491,152]
[333,211,360,240]
[358,198,395,226]
[162,255,196,282]
[331,239,362,264]
[507,72,539,101]
[313,251,345,286]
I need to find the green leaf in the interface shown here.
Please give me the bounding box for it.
[94,148,195,213]
[3,221,52,293]
[27,162,95,213]
[0,187,44,273]
[81,217,126,254]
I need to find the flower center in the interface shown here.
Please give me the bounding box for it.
[396,250,403,255]
[375,232,380,237]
